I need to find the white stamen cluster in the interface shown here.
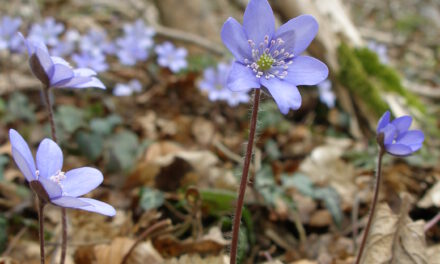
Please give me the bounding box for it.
[50,170,66,188]
[244,35,294,80]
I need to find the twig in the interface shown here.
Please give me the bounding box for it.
[230,89,261,264]
[153,25,225,56]
[213,140,243,164]
[121,219,171,264]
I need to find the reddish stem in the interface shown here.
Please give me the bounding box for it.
[230,88,261,264]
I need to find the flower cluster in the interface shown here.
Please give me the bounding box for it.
[155,42,188,73]
[199,62,250,107]
[376,111,424,156]
[113,79,142,96]
[9,129,115,216]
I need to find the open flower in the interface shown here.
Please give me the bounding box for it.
[19,33,105,89]
[376,111,424,156]
[0,16,22,51]
[155,42,188,73]
[221,0,328,114]
[28,17,64,47]
[9,129,115,216]
[113,79,142,96]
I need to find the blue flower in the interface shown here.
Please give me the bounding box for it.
[113,79,142,96]
[199,62,250,106]
[72,51,108,73]
[9,129,116,216]
[80,29,115,56]
[376,111,424,156]
[317,80,336,108]
[155,42,188,73]
[221,0,328,114]
[115,19,154,66]
[20,33,105,89]
[367,41,388,64]
[28,17,64,47]
[0,16,22,51]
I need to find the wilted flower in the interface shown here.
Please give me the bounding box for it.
[155,42,188,73]
[9,129,116,216]
[317,80,336,108]
[113,79,142,96]
[0,16,22,51]
[199,62,250,106]
[376,111,424,156]
[72,51,108,72]
[28,17,64,47]
[20,33,105,89]
[221,0,328,114]
[116,19,154,66]
[367,41,388,64]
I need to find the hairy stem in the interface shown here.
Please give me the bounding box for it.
[42,87,67,264]
[230,88,261,264]
[121,219,171,264]
[355,149,385,264]
[38,199,45,264]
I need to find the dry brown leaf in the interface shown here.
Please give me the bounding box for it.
[192,117,215,146]
[94,237,162,264]
[361,203,427,264]
[418,181,440,208]
[289,260,318,264]
[162,254,229,264]
[427,244,440,264]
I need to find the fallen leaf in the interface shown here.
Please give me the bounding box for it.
[162,254,229,264]
[361,203,427,264]
[418,181,440,208]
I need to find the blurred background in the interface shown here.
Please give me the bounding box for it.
[0,0,439,263]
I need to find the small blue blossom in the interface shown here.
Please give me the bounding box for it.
[367,41,388,64]
[72,51,108,73]
[9,129,116,216]
[155,42,188,73]
[20,33,105,89]
[0,16,22,51]
[199,62,250,106]
[80,29,115,55]
[317,80,336,108]
[113,79,142,96]
[376,111,424,156]
[221,0,328,114]
[115,19,154,66]
[28,17,64,47]
[50,29,80,57]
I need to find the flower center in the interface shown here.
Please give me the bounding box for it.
[244,35,294,80]
[49,170,66,188]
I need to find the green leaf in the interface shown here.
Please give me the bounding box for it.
[314,187,343,228]
[90,115,122,136]
[199,189,236,216]
[105,130,139,172]
[282,173,315,197]
[76,131,103,162]
[139,187,164,211]
[56,105,85,133]
[265,139,281,161]
[5,92,36,123]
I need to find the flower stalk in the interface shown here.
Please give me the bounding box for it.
[38,198,45,264]
[230,88,261,264]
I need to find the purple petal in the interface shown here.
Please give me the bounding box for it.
[221,18,251,63]
[385,144,413,157]
[284,56,328,86]
[243,0,275,45]
[380,124,397,145]
[274,14,318,55]
[377,111,390,133]
[226,62,260,92]
[39,177,62,199]
[260,78,301,114]
[52,76,91,88]
[35,47,54,76]
[75,198,116,216]
[51,196,90,208]
[52,197,116,216]
[49,64,74,87]
[71,77,106,89]
[36,139,63,179]
[396,130,424,145]
[74,68,97,77]
[408,143,423,152]
[9,129,36,181]
[63,167,103,197]
[391,116,412,134]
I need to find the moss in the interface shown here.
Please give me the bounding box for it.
[337,43,426,116]
[337,43,389,115]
